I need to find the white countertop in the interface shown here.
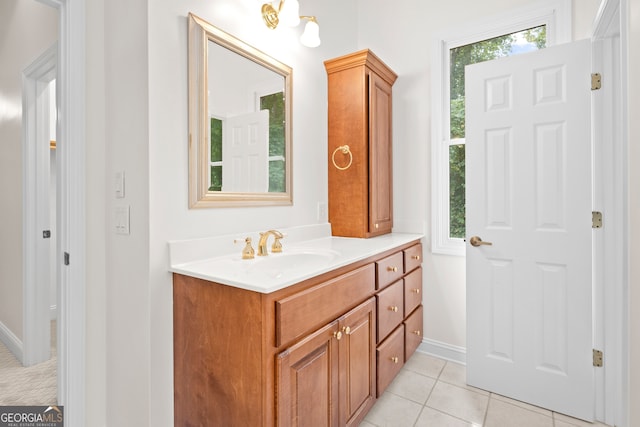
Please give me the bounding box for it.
[169,224,423,294]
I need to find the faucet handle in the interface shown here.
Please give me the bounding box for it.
[234,237,255,260]
[272,235,283,253]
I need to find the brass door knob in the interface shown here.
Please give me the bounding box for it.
[413,330,421,336]
[387,266,398,272]
[390,356,399,364]
[342,326,351,335]
[333,331,342,340]
[469,236,493,247]
[388,306,399,312]
[411,288,420,294]
[411,255,421,260]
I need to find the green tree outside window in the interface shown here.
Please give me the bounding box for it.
[448,26,546,238]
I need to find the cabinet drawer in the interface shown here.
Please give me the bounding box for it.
[403,243,422,273]
[404,305,423,361]
[376,279,404,342]
[376,252,403,290]
[404,267,422,315]
[376,324,404,396]
[276,264,375,347]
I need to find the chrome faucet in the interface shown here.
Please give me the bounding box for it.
[257,230,284,256]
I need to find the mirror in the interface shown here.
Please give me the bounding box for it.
[188,13,293,207]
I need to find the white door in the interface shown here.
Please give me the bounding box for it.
[465,39,593,421]
[222,110,269,192]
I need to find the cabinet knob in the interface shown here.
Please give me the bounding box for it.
[413,330,421,336]
[411,288,420,294]
[390,356,399,364]
[387,266,398,272]
[342,326,351,335]
[333,331,343,341]
[388,306,399,312]
[411,255,421,261]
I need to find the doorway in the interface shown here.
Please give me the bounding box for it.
[23,43,58,370]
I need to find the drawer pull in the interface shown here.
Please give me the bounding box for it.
[388,306,399,312]
[387,266,398,272]
[333,331,342,341]
[411,288,420,294]
[342,326,351,335]
[411,255,421,261]
[413,330,421,336]
[390,356,399,364]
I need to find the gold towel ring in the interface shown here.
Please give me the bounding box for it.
[332,145,353,170]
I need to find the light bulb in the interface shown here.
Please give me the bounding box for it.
[278,0,300,27]
[300,19,320,47]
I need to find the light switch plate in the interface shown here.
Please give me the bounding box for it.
[114,205,130,235]
[115,171,125,198]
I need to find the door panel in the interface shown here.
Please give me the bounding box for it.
[465,39,593,421]
[277,321,340,427]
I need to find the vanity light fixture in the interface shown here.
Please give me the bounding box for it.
[260,0,321,47]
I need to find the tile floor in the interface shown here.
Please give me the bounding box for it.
[360,352,611,427]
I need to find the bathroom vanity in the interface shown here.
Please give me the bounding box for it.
[170,229,423,427]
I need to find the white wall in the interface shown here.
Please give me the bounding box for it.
[0,0,57,343]
[355,0,601,351]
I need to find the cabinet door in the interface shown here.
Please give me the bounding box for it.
[277,321,340,427]
[340,298,376,427]
[368,70,393,236]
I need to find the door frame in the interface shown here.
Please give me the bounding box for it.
[22,43,57,367]
[591,0,627,425]
[36,0,86,425]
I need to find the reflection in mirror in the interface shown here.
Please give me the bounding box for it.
[188,13,292,207]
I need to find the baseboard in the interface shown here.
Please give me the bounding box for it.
[0,320,23,364]
[417,337,467,365]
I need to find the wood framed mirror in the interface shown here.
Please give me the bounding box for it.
[188,13,293,207]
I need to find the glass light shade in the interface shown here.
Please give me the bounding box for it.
[278,0,300,27]
[300,20,321,47]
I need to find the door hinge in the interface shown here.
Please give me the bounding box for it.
[593,349,603,367]
[64,252,70,266]
[43,230,51,239]
[591,73,602,90]
[592,211,603,228]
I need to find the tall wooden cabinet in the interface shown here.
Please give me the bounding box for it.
[325,50,397,238]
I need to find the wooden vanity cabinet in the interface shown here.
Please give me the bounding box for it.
[325,50,398,238]
[277,298,376,427]
[173,240,422,427]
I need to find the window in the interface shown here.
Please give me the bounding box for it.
[431,1,571,255]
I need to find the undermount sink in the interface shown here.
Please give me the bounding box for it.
[247,249,341,278]
[185,247,342,283]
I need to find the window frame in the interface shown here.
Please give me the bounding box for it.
[430,0,572,256]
